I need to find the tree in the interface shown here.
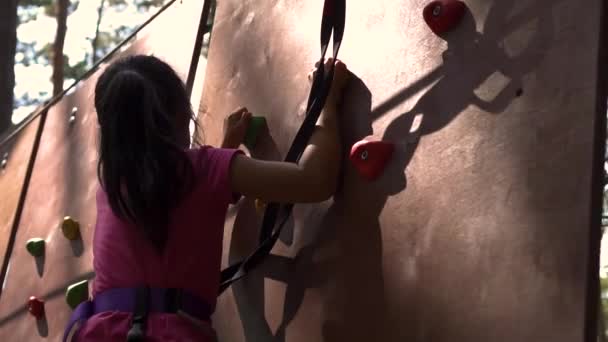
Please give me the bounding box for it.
[10,0,168,123]
[91,0,107,65]
[52,0,69,96]
[0,0,19,134]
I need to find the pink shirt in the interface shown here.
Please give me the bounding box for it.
[78,147,241,341]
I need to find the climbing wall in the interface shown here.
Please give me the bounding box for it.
[0,118,42,282]
[200,0,604,341]
[0,0,205,340]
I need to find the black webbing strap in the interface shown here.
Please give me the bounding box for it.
[219,0,346,293]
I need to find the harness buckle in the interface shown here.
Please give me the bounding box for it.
[165,288,183,313]
[126,320,145,342]
[126,287,149,342]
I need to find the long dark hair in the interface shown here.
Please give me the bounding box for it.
[95,55,196,252]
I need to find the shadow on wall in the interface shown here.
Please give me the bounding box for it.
[224,0,557,340]
[0,270,95,330]
[226,77,388,342]
[381,0,555,155]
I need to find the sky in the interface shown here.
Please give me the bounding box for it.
[12,1,159,123]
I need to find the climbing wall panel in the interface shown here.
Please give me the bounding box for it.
[0,85,99,341]
[200,0,603,341]
[0,118,41,283]
[0,0,205,340]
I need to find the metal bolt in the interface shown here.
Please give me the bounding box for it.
[360,150,369,161]
[69,107,77,124]
[1,153,8,170]
[433,4,442,17]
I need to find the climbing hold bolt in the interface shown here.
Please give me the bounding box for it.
[66,280,89,310]
[28,296,45,319]
[69,107,77,124]
[255,198,266,215]
[432,4,442,16]
[25,238,45,257]
[1,152,8,170]
[349,140,395,181]
[423,0,466,36]
[61,216,80,240]
[244,116,267,150]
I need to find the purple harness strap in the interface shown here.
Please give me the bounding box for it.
[62,287,212,342]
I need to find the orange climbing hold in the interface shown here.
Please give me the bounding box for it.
[28,296,45,319]
[349,140,395,181]
[423,0,466,36]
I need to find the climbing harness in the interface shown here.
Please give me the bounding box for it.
[218,0,346,293]
[62,287,213,342]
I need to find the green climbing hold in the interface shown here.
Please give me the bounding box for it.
[25,238,45,257]
[244,116,266,150]
[66,280,89,309]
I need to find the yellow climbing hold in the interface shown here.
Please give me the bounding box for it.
[61,216,80,240]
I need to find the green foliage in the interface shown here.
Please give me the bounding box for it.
[93,25,131,60]
[42,1,80,17]
[134,0,165,11]
[19,0,79,19]
[107,0,127,5]
[13,0,172,114]
[601,278,608,331]
[105,0,165,12]
[64,56,88,80]
[16,41,51,66]
[19,0,53,8]
[17,4,43,24]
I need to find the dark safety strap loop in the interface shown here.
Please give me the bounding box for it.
[219,0,346,293]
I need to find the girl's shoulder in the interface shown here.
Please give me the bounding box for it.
[186,145,243,177]
[186,145,243,165]
[185,146,244,204]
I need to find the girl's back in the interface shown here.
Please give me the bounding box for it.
[80,147,240,341]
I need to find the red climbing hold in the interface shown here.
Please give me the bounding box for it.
[423,0,466,35]
[349,140,395,181]
[28,296,45,319]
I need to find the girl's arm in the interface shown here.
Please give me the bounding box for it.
[229,60,348,203]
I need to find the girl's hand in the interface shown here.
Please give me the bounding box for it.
[229,61,350,203]
[308,58,350,106]
[328,59,349,104]
[222,107,252,149]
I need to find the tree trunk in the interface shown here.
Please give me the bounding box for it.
[52,0,69,96]
[91,0,106,65]
[0,0,19,134]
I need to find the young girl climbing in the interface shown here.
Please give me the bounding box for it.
[64,54,350,341]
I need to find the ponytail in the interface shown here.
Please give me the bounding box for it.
[95,56,195,253]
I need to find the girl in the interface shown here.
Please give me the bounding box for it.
[66,54,350,341]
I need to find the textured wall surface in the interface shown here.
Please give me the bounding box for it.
[0,0,204,340]
[0,118,40,280]
[200,0,602,341]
